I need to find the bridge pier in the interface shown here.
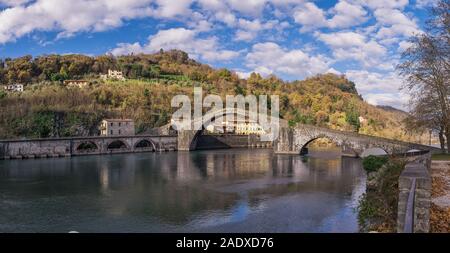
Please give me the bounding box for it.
[274,127,299,154]
[177,130,199,151]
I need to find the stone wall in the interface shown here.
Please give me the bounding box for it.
[397,152,432,233]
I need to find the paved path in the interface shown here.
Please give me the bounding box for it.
[430,161,450,232]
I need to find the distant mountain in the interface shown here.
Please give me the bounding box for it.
[376,105,408,115]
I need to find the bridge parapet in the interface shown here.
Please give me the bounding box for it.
[397,152,432,233]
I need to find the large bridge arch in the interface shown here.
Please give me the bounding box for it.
[299,135,361,157]
[360,148,389,158]
[177,108,259,151]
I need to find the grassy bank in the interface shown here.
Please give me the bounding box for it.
[432,153,450,161]
[357,156,406,232]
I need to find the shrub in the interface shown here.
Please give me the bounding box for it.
[0,90,6,99]
[362,155,388,173]
[357,159,406,232]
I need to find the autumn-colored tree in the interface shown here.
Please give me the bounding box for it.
[398,0,450,152]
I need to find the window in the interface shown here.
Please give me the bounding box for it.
[110,130,113,135]
[119,123,121,127]
[118,130,121,135]
[110,123,113,127]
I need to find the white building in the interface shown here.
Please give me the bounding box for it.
[100,69,126,81]
[4,84,24,92]
[235,122,266,135]
[205,118,266,135]
[64,80,89,88]
[359,116,367,124]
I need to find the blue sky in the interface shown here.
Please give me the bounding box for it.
[0,0,437,110]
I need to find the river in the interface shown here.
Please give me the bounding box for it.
[0,148,366,233]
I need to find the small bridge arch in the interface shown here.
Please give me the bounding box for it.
[75,141,99,154]
[107,139,129,150]
[134,139,157,151]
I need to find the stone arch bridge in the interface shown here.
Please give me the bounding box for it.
[274,124,441,157]
[0,135,177,159]
[0,121,441,160]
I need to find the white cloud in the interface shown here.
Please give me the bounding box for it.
[374,8,421,39]
[398,40,414,52]
[374,8,417,26]
[345,69,404,94]
[345,69,408,109]
[197,0,228,10]
[235,70,253,79]
[364,93,409,110]
[0,0,156,43]
[110,42,144,56]
[359,0,409,10]
[153,0,194,18]
[111,27,240,62]
[327,1,368,29]
[316,31,387,68]
[234,18,287,41]
[0,0,31,7]
[326,68,342,75]
[227,0,267,16]
[316,31,366,48]
[293,2,327,32]
[245,42,330,78]
[415,0,438,8]
[293,1,368,32]
[235,30,256,41]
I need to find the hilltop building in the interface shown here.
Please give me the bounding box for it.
[359,116,367,124]
[64,80,89,88]
[100,119,135,136]
[100,69,126,81]
[3,84,24,92]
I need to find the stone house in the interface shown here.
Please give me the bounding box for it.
[64,80,89,88]
[3,84,24,92]
[100,119,135,136]
[100,69,126,81]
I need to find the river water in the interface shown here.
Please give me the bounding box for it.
[0,148,366,233]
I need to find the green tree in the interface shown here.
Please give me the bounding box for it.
[346,100,360,132]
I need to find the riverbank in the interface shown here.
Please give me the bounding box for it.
[357,156,405,232]
[430,160,450,232]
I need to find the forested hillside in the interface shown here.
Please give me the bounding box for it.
[0,50,428,143]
